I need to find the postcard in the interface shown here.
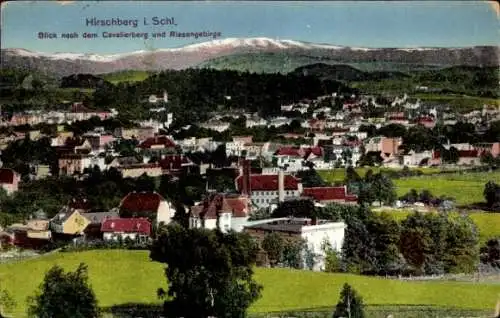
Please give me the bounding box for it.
[0,1,499,318]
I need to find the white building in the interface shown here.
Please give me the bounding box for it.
[189,194,251,233]
[244,217,346,271]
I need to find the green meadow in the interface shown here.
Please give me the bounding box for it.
[318,169,500,206]
[101,70,152,84]
[0,250,498,317]
[394,171,500,205]
[317,167,442,183]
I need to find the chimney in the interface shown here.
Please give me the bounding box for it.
[311,216,317,225]
[278,170,285,203]
[241,159,251,197]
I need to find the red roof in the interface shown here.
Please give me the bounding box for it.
[191,194,249,219]
[433,149,479,159]
[418,116,435,123]
[0,168,16,184]
[301,187,355,202]
[158,155,194,170]
[459,150,479,158]
[275,147,304,157]
[120,192,165,213]
[138,136,176,149]
[388,116,407,121]
[236,174,299,192]
[101,218,151,235]
[306,147,323,157]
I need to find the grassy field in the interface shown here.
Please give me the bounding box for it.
[101,70,151,84]
[0,250,498,317]
[317,167,442,183]
[412,93,499,112]
[318,169,500,206]
[375,210,500,244]
[394,171,500,205]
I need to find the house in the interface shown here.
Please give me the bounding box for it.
[431,149,481,166]
[50,207,91,236]
[58,154,106,175]
[137,135,177,158]
[114,127,155,141]
[243,217,346,271]
[0,168,20,195]
[82,210,120,240]
[118,163,163,178]
[189,193,251,233]
[199,120,230,132]
[274,147,307,172]
[365,136,402,156]
[474,142,500,158]
[0,220,51,250]
[245,116,268,128]
[235,165,302,209]
[101,218,152,242]
[402,150,433,166]
[148,91,168,103]
[158,155,197,175]
[301,186,357,205]
[119,192,176,225]
[417,116,436,129]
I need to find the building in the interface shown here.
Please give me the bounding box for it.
[0,168,20,195]
[301,186,357,205]
[365,136,403,156]
[50,207,91,236]
[58,154,106,176]
[235,164,302,209]
[82,210,120,240]
[137,135,177,158]
[118,163,163,178]
[101,218,152,241]
[189,193,251,233]
[119,192,176,225]
[244,217,346,271]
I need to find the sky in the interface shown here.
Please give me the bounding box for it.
[1,1,498,54]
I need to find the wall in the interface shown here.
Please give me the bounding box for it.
[157,200,176,225]
[62,211,90,235]
[103,232,138,241]
[301,222,346,271]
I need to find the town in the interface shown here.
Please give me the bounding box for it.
[0,2,499,316]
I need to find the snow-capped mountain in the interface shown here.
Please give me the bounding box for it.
[1,37,498,77]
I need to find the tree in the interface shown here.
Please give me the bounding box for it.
[282,239,305,269]
[484,181,500,208]
[261,232,285,267]
[27,263,99,318]
[370,173,397,206]
[0,283,15,318]
[322,240,341,272]
[150,225,262,318]
[332,283,365,318]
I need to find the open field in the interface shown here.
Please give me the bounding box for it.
[0,250,498,316]
[101,70,151,84]
[317,167,442,183]
[318,169,500,206]
[394,171,500,205]
[412,93,499,112]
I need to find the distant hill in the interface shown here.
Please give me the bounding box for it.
[291,63,411,81]
[198,52,447,74]
[2,37,498,77]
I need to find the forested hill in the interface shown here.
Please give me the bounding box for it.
[291,63,411,81]
[91,68,353,122]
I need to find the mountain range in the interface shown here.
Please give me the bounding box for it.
[1,37,498,77]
